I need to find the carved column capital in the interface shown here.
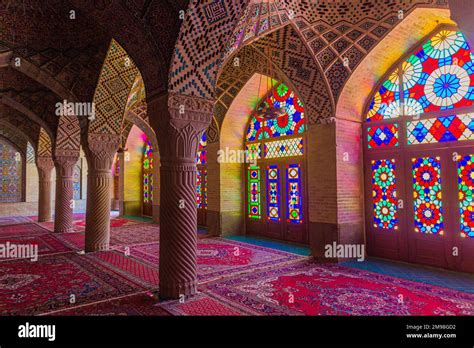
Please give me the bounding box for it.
[36,156,55,180]
[54,155,79,178]
[87,133,120,172]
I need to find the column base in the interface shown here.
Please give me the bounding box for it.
[54,226,74,233]
[85,242,110,253]
[159,280,197,300]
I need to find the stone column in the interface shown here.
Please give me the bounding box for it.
[84,133,119,252]
[53,155,78,233]
[450,0,474,45]
[36,157,55,222]
[153,93,213,300]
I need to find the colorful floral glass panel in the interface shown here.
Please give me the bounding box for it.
[143,141,153,170]
[412,156,444,235]
[407,113,474,145]
[264,137,304,159]
[286,163,302,224]
[143,173,153,203]
[0,139,21,203]
[366,69,401,121]
[197,132,207,165]
[73,164,81,200]
[402,30,474,113]
[196,169,207,209]
[266,165,280,221]
[458,154,474,238]
[246,83,305,141]
[367,124,399,148]
[248,165,261,219]
[371,159,398,230]
[245,143,261,162]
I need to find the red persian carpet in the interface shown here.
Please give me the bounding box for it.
[89,251,159,289]
[114,238,306,283]
[0,253,144,315]
[54,232,85,250]
[74,217,143,229]
[0,223,49,237]
[159,293,244,316]
[47,293,170,316]
[201,261,474,316]
[0,234,72,260]
[0,216,34,226]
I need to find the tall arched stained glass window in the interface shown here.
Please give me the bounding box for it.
[142,140,154,216]
[245,82,308,244]
[196,132,207,209]
[0,138,22,203]
[364,29,474,272]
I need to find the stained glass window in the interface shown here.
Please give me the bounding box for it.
[412,156,444,235]
[245,143,261,162]
[196,169,207,209]
[367,124,399,148]
[197,132,207,165]
[264,137,304,159]
[143,141,153,204]
[143,141,153,170]
[366,69,401,122]
[406,113,474,145]
[286,163,303,224]
[0,139,21,203]
[366,30,474,121]
[248,165,261,219]
[246,83,305,141]
[266,165,280,221]
[403,30,474,113]
[458,154,474,238]
[73,163,81,200]
[371,159,398,229]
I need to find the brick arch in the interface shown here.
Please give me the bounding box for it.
[87,39,139,137]
[0,128,28,157]
[37,127,53,158]
[336,8,453,123]
[168,0,249,99]
[0,119,37,154]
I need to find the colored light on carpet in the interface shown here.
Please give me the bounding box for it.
[120,238,306,283]
[0,254,143,315]
[225,235,311,256]
[74,217,143,229]
[55,232,85,250]
[0,216,34,226]
[202,261,474,316]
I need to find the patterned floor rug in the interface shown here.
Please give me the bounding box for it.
[201,260,474,316]
[0,223,50,237]
[54,232,85,250]
[46,293,170,316]
[0,216,34,226]
[109,223,160,246]
[74,217,144,230]
[88,251,159,289]
[0,234,72,261]
[112,238,306,283]
[159,292,245,316]
[0,253,144,315]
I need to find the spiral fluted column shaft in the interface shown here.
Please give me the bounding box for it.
[159,160,198,299]
[54,157,77,233]
[37,158,54,223]
[85,169,112,251]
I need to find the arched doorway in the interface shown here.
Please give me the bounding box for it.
[197,132,207,226]
[364,29,474,272]
[142,139,154,217]
[245,83,308,244]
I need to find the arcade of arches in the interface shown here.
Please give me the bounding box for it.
[1,0,474,316]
